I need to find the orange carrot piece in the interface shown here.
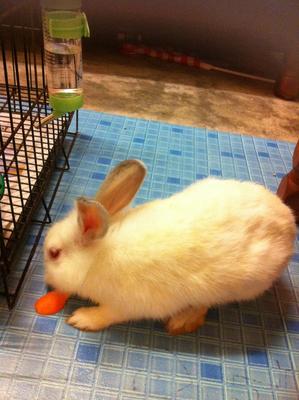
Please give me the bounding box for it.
[35,291,69,315]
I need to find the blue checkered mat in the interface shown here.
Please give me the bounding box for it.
[0,110,298,400]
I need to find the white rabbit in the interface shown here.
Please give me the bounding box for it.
[44,160,296,335]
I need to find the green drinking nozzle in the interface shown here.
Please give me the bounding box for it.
[49,92,84,117]
[37,92,84,128]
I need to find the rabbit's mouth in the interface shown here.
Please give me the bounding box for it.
[44,269,56,289]
[44,266,64,291]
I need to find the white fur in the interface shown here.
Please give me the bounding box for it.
[44,170,296,330]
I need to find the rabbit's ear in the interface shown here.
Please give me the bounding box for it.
[95,159,147,215]
[76,197,109,243]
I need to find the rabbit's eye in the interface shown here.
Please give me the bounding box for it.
[48,247,61,260]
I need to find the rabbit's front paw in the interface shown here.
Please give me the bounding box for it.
[67,306,115,331]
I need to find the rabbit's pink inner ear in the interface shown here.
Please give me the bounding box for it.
[77,199,108,240]
[82,210,102,234]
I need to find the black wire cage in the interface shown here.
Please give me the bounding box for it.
[0,1,78,309]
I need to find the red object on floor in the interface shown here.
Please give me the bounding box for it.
[121,43,203,69]
[35,291,69,315]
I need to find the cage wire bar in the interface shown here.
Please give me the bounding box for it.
[0,1,78,308]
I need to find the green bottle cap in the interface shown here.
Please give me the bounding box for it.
[49,92,84,115]
[46,11,90,39]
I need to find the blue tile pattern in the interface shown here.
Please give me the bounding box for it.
[0,110,298,399]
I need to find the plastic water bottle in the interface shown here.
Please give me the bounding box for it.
[40,0,89,124]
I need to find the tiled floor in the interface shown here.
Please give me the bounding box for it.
[0,110,298,400]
